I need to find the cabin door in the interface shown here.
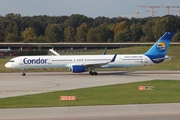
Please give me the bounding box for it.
[47,58,51,64]
[144,57,148,63]
[19,58,23,65]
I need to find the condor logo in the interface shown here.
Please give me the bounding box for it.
[23,58,48,64]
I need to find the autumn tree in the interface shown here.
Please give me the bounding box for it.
[152,15,180,40]
[76,22,88,42]
[130,23,143,42]
[87,27,96,42]
[45,24,64,42]
[0,30,5,42]
[114,28,132,42]
[5,33,19,42]
[172,30,180,42]
[87,23,113,43]
[114,21,128,36]
[0,13,180,43]
[142,19,156,42]
[64,26,76,42]
[96,23,114,42]
[22,27,37,42]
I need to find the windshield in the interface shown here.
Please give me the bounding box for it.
[9,60,15,62]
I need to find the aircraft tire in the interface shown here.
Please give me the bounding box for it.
[90,71,94,75]
[94,72,98,75]
[22,73,26,76]
[90,72,98,76]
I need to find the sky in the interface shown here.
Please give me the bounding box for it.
[0,0,180,18]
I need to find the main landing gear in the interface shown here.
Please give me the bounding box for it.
[89,67,98,76]
[89,70,98,75]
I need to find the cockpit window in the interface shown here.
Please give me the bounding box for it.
[10,60,15,62]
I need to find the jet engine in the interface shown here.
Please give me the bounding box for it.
[70,65,87,73]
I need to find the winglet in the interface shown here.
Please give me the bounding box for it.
[110,54,117,62]
[102,50,106,55]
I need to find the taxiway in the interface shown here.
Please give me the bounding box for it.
[0,71,180,120]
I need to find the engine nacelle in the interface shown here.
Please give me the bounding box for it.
[70,65,86,73]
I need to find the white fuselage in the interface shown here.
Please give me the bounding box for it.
[5,54,155,70]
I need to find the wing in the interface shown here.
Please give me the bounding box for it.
[84,53,117,67]
[66,54,117,68]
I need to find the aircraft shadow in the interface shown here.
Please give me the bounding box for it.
[28,71,142,77]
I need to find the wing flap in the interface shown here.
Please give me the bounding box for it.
[85,53,117,67]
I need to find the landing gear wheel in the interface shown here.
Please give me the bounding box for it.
[89,71,93,75]
[21,69,26,76]
[94,72,98,75]
[89,71,98,76]
[22,73,26,76]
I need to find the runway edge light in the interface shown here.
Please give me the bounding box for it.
[138,86,155,90]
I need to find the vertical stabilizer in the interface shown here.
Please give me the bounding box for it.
[145,32,174,63]
[145,32,174,57]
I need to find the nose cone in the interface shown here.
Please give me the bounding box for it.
[5,63,10,68]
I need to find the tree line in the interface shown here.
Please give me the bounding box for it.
[0,13,180,43]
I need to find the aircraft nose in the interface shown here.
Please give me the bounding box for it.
[5,63,10,68]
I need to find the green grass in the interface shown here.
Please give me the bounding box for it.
[0,80,179,108]
[1,45,180,72]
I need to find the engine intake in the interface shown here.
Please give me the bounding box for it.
[70,65,86,73]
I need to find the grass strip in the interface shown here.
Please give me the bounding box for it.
[0,80,179,108]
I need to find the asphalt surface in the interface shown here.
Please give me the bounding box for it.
[0,103,180,120]
[0,71,180,120]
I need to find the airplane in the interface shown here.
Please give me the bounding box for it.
[0,48,11,52]
[5,32,174,76]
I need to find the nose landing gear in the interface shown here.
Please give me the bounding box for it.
[21,69,26,76]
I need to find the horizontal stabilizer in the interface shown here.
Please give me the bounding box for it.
[49,49,60,56]
[153,56,173,62]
